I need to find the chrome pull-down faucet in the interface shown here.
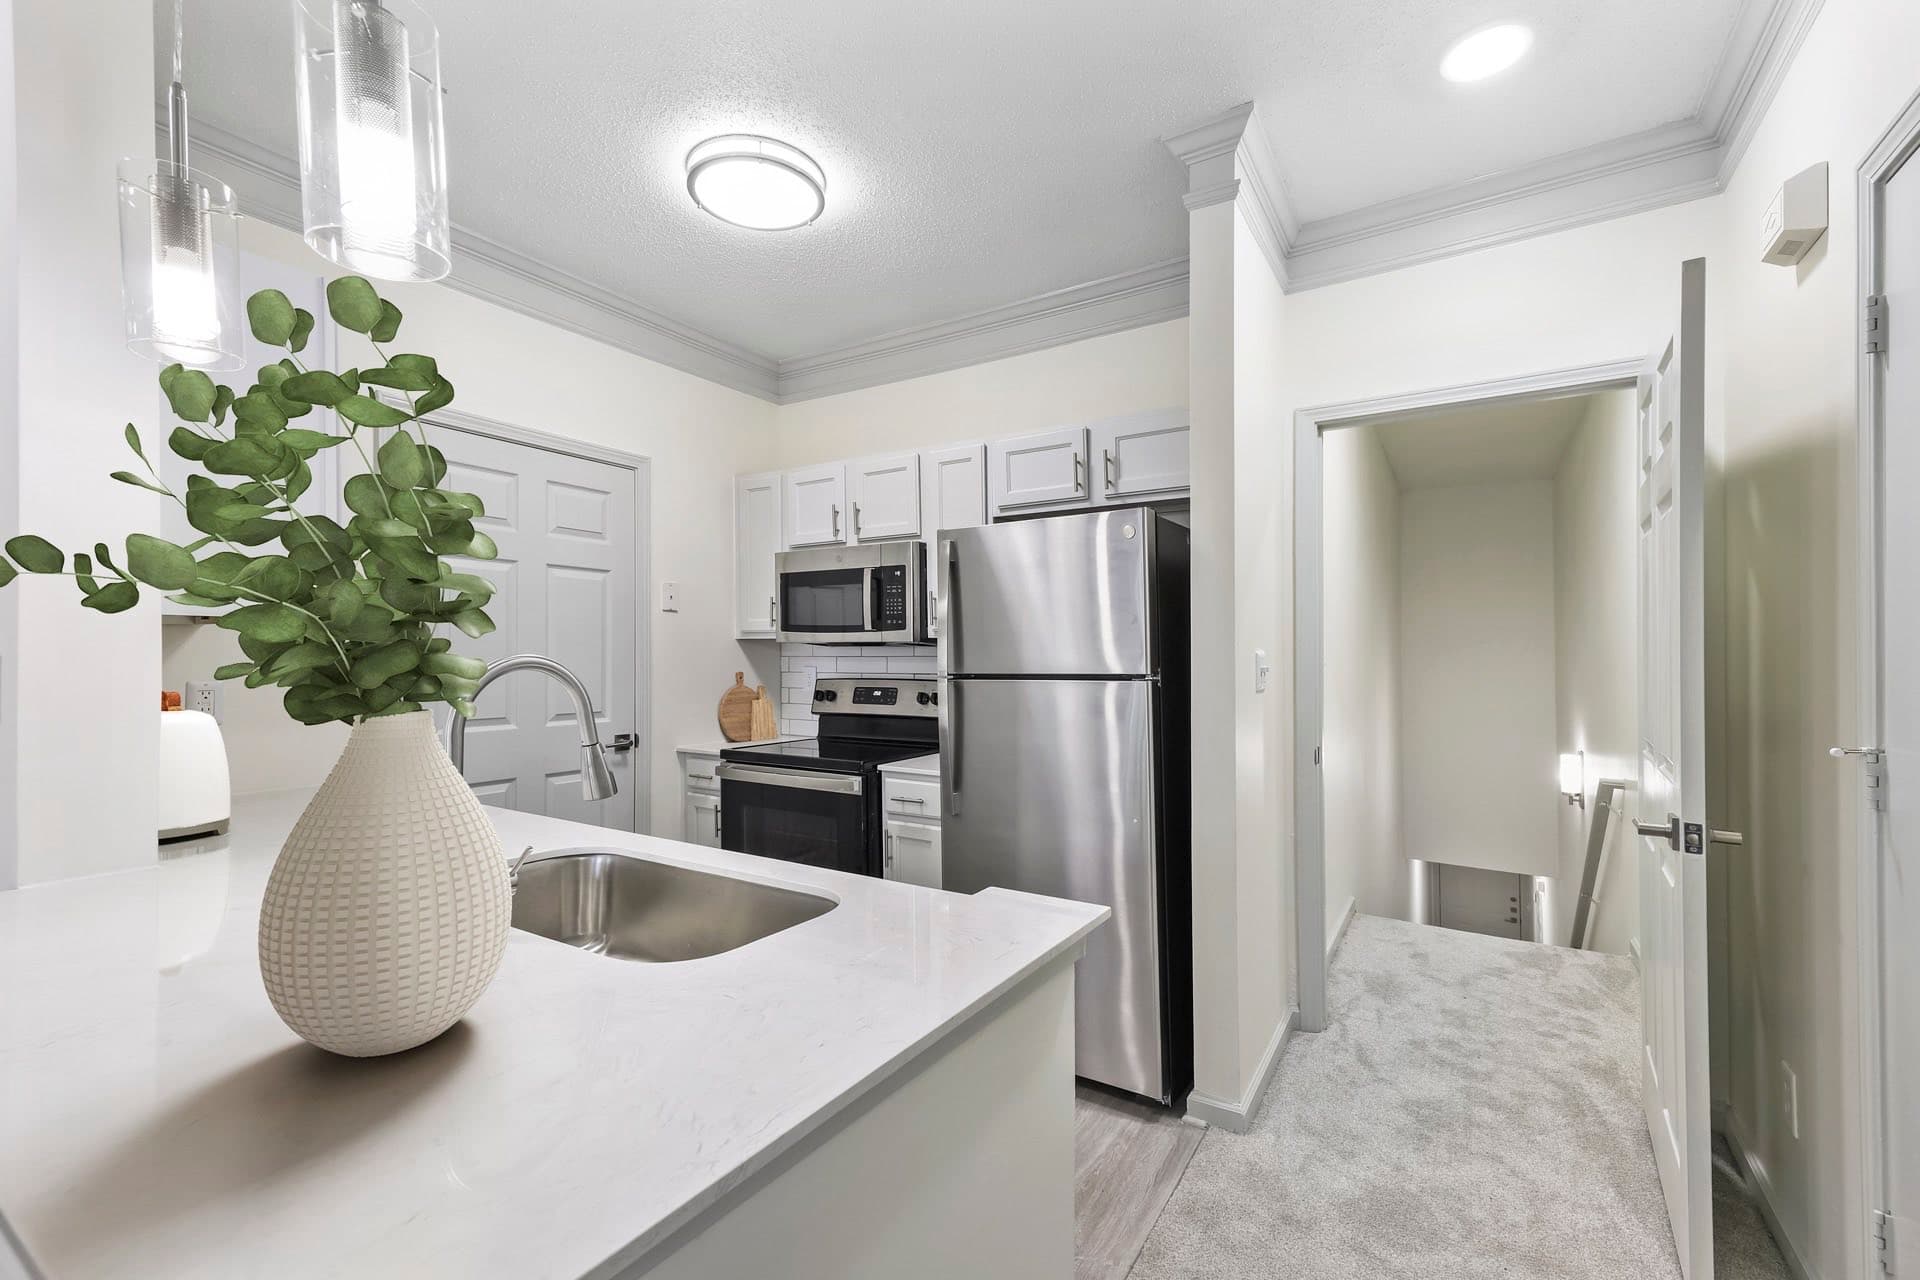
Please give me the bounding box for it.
[446,654,618,801]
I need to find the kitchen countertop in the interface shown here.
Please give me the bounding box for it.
[675,735,802,756]
[878,753,941,780]
[0,790,1105,1279]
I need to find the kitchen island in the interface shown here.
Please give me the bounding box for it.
[0,791,1105,1279]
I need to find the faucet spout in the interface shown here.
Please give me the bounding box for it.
[446,654,619,801]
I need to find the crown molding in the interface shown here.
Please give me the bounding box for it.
[168,115,782,402]
[1278,0,1822,291]
[165,0,1819,405]
[773,258,1190,403]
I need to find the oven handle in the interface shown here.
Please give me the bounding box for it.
[716,762,865,796]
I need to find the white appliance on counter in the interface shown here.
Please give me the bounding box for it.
[158,709,231,841]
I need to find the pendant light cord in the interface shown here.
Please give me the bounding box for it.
[167,0,188,171]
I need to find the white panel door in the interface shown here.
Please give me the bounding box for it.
[1091,408,1190,501]
[1634,258,1714,1280]
[734,471,782,637]
[987,427,1089,515]
[784,463,846,548]
[849,452,921,542]
[1874,143,1920,1278]
[430,426,640,831]
[921,444,986,639]
[884,819,942,889]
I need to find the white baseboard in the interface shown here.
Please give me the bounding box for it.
[1185,1010,1297,1134]
[1327,897,1357,962]
[1718,1113,1819,1280]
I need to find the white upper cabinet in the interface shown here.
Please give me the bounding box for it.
[920,444,986,639]
[1090,408,1190,502]
[783,463,847,548]
[986,426,1089,516]
[921,444,987,537]
[848,452,922,542]
[734,471,783,637]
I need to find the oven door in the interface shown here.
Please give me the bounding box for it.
[776,565,876,643]
[717,763,874,876]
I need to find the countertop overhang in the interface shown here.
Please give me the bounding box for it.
[0,790,1105,1279]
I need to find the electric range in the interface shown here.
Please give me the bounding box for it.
[716,677,938,877]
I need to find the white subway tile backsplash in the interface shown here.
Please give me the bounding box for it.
[771,642,936,737]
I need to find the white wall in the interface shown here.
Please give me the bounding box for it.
[1711,0,1920,1271]
[1320,424,1402,930]
[0,0,17,891]
[153,217,782,838]
[1551,390,1639,956]
[6,0,158,885]
[1398,479,1560,880]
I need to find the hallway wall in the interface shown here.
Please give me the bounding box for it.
[1321,426,1403,930]
[1398,480,1560,880]
[1551,390,1640,956]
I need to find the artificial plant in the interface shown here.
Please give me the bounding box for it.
[0,276,498,726]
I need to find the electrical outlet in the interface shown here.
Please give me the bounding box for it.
[184,680,221,724]
[1780,1060,1799,1140]
[660,581,679,613]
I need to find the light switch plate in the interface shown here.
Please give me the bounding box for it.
[1780,1060,1799,1139]
[1252,648,1271,693]
[660,581,679,613]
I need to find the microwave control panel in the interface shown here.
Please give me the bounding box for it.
[871,565,908,631]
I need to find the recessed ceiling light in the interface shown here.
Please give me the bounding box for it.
[1439,23,1533,83]
[685,134,826,231]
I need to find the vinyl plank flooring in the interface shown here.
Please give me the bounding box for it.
[1074,1085,1203,1280]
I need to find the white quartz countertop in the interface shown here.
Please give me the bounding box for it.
[0,790,1104,1280]
[878,753,941,780]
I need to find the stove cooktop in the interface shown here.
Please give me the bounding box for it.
[720,736,931,775]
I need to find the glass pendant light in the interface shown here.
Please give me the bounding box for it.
[294,0,451,282]
[117,0,243,370]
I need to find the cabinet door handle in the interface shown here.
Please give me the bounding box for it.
[852,501,862,539]
[892,795,926,807]
[1073,453,1085,494]
[1103,449,1116,494]
[688,772,714,784]
[713,802,721,839]
[885,829,895,874]
[831,504,840,539]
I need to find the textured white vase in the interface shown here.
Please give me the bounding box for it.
[259,710,509,1057]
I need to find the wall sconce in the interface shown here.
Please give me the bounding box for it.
[1559,751,1586,809]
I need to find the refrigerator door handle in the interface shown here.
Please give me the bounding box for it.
[942,680,961,816]
[938,539,960,671]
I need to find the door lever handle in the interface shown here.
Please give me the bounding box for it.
[1634,814,1681,849]
[1830,746,1882,760]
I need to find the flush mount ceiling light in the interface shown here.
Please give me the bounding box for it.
[685,135,826,231]
[1440,23,1534,83]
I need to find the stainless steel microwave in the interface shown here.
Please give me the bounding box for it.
[775,542,929,645]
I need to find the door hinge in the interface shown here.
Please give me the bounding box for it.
[1877,1209,1895,1274]
[1867,294,1890,354]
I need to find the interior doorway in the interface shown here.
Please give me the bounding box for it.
[1316,388,1640,954]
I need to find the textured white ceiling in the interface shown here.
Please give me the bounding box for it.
[1369,393,1601,489]
[166,0,1754,363]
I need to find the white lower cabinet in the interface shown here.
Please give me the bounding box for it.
[883,818,942,889]
[685,791,722,848]
[680,750,723,846]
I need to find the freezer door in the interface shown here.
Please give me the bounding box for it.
[938,509,1151,677]
[941,676,1165,1098]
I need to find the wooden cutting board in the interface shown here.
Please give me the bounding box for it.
[749,684,778,740]
[717,672,757,742]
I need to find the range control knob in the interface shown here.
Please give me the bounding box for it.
[819,688,837,702]
[916,691,932,706]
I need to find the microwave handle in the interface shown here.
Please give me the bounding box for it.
[863,567,878,634]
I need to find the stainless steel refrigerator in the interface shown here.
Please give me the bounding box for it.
[937,507,1191,1104]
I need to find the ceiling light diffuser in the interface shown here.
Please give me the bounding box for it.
[1440,23,1533,83]
[685,135,826,231]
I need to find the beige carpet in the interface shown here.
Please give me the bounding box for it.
[1132,914,1682,1279]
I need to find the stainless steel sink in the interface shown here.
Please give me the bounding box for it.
[510,848,836,962]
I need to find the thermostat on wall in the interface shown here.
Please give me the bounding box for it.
[1760,161,1828,266]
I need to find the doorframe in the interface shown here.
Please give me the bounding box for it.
[1852,85,1920,1277]
[412,404,656,837]
[1291,358,1641,1031]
